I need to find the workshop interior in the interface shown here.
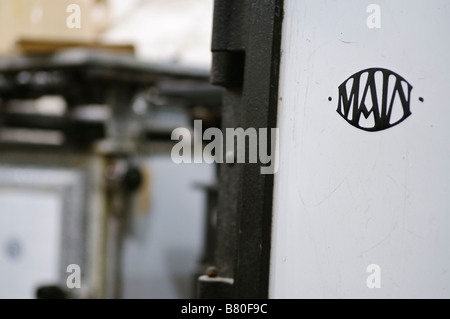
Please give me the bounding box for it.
[0,0,221,299]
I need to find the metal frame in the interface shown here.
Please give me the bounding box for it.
[198,0,283,299]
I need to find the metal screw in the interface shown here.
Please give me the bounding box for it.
[206,266,218,278]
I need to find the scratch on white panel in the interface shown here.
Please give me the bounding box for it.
[405,228,424,239]
[338,39,354,44]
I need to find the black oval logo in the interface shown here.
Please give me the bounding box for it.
[337,68,413,132]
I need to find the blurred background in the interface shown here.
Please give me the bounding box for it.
[0,0,221,299]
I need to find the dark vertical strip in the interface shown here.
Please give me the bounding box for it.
[234,0,283,299]
[204,0,283,299]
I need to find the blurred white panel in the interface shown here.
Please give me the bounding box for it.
[0,190,62,299]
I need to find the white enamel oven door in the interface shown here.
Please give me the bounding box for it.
[270,0,450,298]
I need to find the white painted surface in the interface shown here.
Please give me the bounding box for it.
[270,0,450,298]
[0,190,62,299]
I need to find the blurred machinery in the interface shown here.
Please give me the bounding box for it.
[0,49,222,299]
